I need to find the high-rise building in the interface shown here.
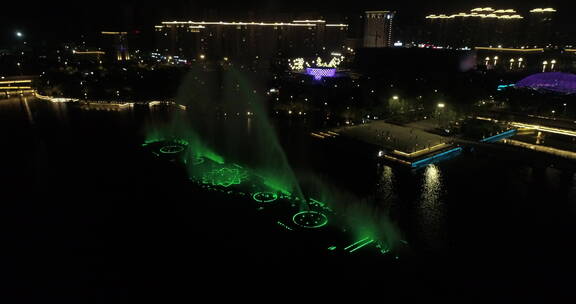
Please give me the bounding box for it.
[424,7,559,48]
[526,8,557,47]
[154,20,348,62]
[101,32,131,61]
[363,11,395,48]
[425,8,524,48]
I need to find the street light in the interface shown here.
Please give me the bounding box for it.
[551,59,556,70]
[392,95,399,100]
[436,103,446,128]
[542,61,548,72]
[15,31,23,38]
[518,57,523,68]
[509,58,515,69]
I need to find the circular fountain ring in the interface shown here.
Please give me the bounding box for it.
[159,145,185,154]
[252,192,278,203]
[191,156,205,165]
[292,211,328,229]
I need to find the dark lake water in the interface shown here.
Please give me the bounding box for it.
[1,97,575,294]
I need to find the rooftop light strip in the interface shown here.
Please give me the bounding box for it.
[471,8,494,12]
[504,139,576,159]
[476,117,576,138]
[0,80,32,84]
[393,143,449,158]
[161,21,320,26]
[493,9,516,14]
[509,122,576,137]
[475,47,544,52]
[383,154,412,166]
[530,8,557,13]
[292,20,325,23]
[0,86,32,89]
[426,13,523,19]
[73,50,106,55]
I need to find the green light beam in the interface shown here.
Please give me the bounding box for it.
[349,239,374,253]
[343,237,371,251]
[277,221,293,231]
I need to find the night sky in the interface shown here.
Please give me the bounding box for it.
[0,0,566,47]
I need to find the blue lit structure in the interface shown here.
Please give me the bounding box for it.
[497,84,515,91]
[411,147,463,168]
[480,129,517,143]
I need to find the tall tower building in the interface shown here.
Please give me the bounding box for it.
[363,11,395,48]
[101,32,131,61]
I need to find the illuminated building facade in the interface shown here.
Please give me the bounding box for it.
[526,8,557,47]
[474,47,576,74]
[425,8,524,48]
[0,78,36,98]
[424,7,560,49]
[363,11,395,48]
[154,20,348,62]
[101,31,131,61]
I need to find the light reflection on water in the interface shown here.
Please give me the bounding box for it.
[49,100,69,124]
[375,163,448,251]
[375,164,397,215]
[417,164,447,250]
[379,165,395,195]
[6,97,575,257]
[21,97,36,125]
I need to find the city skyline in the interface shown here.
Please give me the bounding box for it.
[1,0,575,297]
[1,1,567,45]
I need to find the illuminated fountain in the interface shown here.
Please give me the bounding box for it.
[252,192,278,203]
[306,68,337,81]
[142,65,404,254]
[292,211,328,228]
[160,145,185,154]
[145,65,319,222]
[142,137,189,162]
